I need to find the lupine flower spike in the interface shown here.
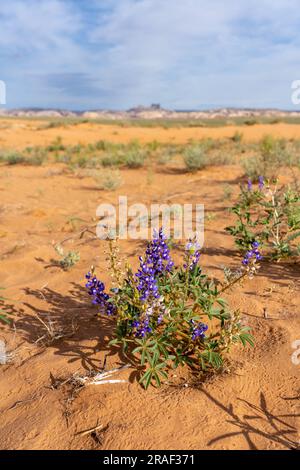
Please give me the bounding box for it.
[85,271,116,316]
[190,320,208,341]
[242,241,263,278]
[184,238,201,270]
[258,176,264,190]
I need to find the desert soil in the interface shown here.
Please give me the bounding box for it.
[0,119,299,450]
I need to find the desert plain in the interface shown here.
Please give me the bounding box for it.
[0,117,299,450]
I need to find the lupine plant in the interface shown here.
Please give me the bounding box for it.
[226,177,300,260]
[85,229,258,389]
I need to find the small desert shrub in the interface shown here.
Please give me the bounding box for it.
[226,178,300,260]
[85,231,258,389]
[123,149,147,168]
[157,145,178,165]
[26,148,48,166]
[260,135,287,164]
[231,131,243,143]
[183,144,208,171]
[146,140,161,152]
[241,155,267,181]
[242,135,288,181]
[54,245,80,270]
[0,152,25,165]
[74,155,89,168]
[94,140,123,152]
[210,152,233,166]
[40,121,66,130]
[95,169,122,191]
[244,119,257,126]
[68,143,84,154]
[54,153,72,164]
[46,137,65,152]
[101,152,124,167]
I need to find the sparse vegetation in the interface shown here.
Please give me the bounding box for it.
[183,144,208,171]
[123,149,147,168]
[0,152,25,165]
[53,245,80,270]
[226,178,300,260]
[85,231,257,389]
[94,169,122,190]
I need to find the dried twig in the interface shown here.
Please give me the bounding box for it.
[34,314,77,345]
[74,364,130,386]
[75,422,103,437]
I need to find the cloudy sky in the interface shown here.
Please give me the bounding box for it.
[0,0,299,110]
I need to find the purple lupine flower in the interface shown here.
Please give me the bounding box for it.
[184,239,201,270]
[258,176,264,190]
[85,272,116,315]
[242,241,263,266]
[131,317,152,338]
[135,228,173,303]
[145,228,174,275]
[190,320,208,341]
[133,229,174,337]
[247,178,253,191]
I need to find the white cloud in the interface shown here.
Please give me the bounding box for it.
[1,0,300,109]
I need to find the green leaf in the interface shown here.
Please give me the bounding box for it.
[239,333,255,348]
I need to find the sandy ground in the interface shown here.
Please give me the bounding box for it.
[0,121,299,450]
[1,119,300,149]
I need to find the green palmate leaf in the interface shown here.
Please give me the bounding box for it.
[108,338,121,346]
[239,332,255,348]
[139,369,152,389]
[217,298,227,307]
[201,350,223,369]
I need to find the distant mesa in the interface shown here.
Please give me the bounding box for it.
[0,105,300,120]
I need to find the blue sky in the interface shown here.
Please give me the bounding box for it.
[0,0,300,110]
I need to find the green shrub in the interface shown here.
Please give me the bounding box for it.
[242,136,288,180]
[54,245,80,270]
[0,153,25,165]
[123,149,147,168]
[231,131,243,143]
[95,169,122,191]
[101,152,124,167]
[226,179,300,260]
[183,144,208,171]
[46,137,65,152]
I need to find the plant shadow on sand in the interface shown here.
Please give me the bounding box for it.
[18,283,132,373]
[5,283,300,449]
[198,388,300,450]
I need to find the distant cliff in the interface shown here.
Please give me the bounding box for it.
[0,106,299,120]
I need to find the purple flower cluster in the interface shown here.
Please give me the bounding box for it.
[184,239,201,270]
[131,316,152,338]
[190,320,208,341]
[132,229,174,337]
[242,241,263,266]
[135,228,173,302]
[85,272,116,316]
[247,176,264,192]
